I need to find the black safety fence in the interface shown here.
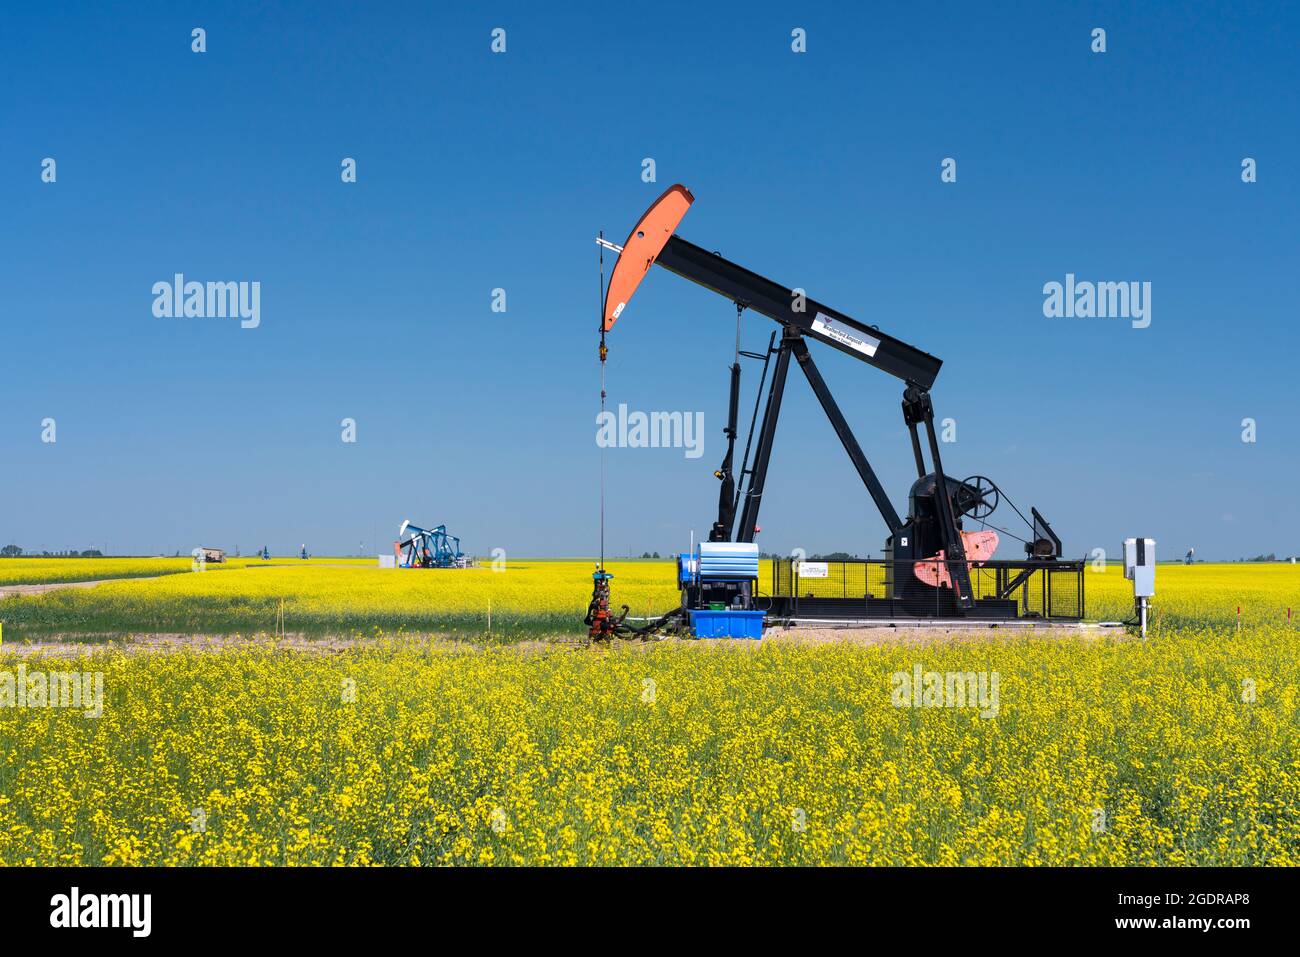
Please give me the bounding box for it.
[767,558,1085,620]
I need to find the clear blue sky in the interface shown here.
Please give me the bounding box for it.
[2,1,1297,560]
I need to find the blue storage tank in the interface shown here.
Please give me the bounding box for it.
[696,542,760,580]
[687,609,765,639]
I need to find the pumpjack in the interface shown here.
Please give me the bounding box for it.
[395,520,471,569]
[588,185,1080,635]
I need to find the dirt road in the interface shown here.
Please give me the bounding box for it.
[0,576,170,600]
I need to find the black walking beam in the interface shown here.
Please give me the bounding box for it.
[655,236,942,390]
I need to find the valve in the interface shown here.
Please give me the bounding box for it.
[584,567,629,641]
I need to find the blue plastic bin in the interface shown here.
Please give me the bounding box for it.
[687,609,765,639]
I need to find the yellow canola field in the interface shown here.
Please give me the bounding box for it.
[0,560,1297,866]
[1,560,679,637]
[0,555,376,587]
[2,558,1297,637]
[0,557,194,586]
[1,629,1297,865]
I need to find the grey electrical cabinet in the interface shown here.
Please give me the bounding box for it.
[1123,538,1156,597]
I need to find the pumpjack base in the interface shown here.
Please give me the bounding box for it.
[766,618,1116,631]
[765,596,1020,620]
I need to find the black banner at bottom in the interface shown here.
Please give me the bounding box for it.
[0,865,1283,943]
